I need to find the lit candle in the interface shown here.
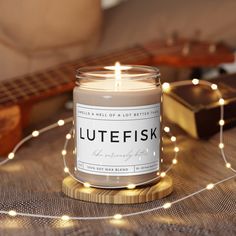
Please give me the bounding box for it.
[73,63,162,188]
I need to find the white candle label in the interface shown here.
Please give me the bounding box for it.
[76,103,160,176]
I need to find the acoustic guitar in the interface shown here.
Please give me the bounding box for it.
[0,38,234,155]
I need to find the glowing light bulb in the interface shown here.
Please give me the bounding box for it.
[160,172,166,178]
[171,136,176,142]
[83,182,91,188]
[218,143,224,149]
[61,150,67,155]
[8,210,17,216]
[226,163,231,168]
[219,98,225,105]
[172,159,178,164]
[127,184,136,189]
[32,131,39,137]
[8,152,15,160]
[162,82,170,92]
[61,215,70,221]
[174,147,179,152]
[219,120,225,126]
[163,202,172,209]
[113,214,122,220]
[206,183,214,190]
[211,84,218,90]
[58,119,65,126]
[66,134,72,140]
[164,126,170,133]
[192,78,199,85]
[73,149,76,155]
[64,167,69,173]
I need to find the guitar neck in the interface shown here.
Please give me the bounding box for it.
[0,38,234,108]
[0,45,151,107]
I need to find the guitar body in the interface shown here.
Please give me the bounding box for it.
[0,105,22,155]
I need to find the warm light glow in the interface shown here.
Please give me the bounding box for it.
[32,131,39,137]
[66,134,72,140]
[61,215,70,221]
[211,84,218,90]
[192,78,199,85]
[58,120,65,126]
[174,147,179,152]
[162,82,170,92]
[127,184,136,189]
[163,202,172,209]
[104,64,131,71]
[160,172,166,178]
[206,183,214,190]
[164,126,170,133]
[219,120,225,126]
[219,143,224,149]
[219,98,225,105]
[64,167,69,173]
[172,159,178,164]
[8,210,17,216]
[61,150,67,155]
[8,152,15,160]
[83,182,91,188]
[113,214,122,220]
[226,163,231,168]
[171,136,176,142]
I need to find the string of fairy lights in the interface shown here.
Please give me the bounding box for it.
[0,79,235,222]
[61,124,177,189]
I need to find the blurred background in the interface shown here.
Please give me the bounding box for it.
[1,0,236,81]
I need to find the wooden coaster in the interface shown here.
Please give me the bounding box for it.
[62,176,173,204]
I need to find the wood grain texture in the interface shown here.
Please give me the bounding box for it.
[62,175,173,204]
[0,105,22,155]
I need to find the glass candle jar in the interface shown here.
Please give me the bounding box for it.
[73,64,162,188]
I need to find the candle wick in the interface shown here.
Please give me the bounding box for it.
[115,62,121,81]
[115,80,121,91]
[115,62,121,91]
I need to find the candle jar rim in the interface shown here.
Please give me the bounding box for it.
[76,65,160,81]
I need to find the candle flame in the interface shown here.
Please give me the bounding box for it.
[104,62,132,90]
[115,62,121,81]
[104,63,131,74]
